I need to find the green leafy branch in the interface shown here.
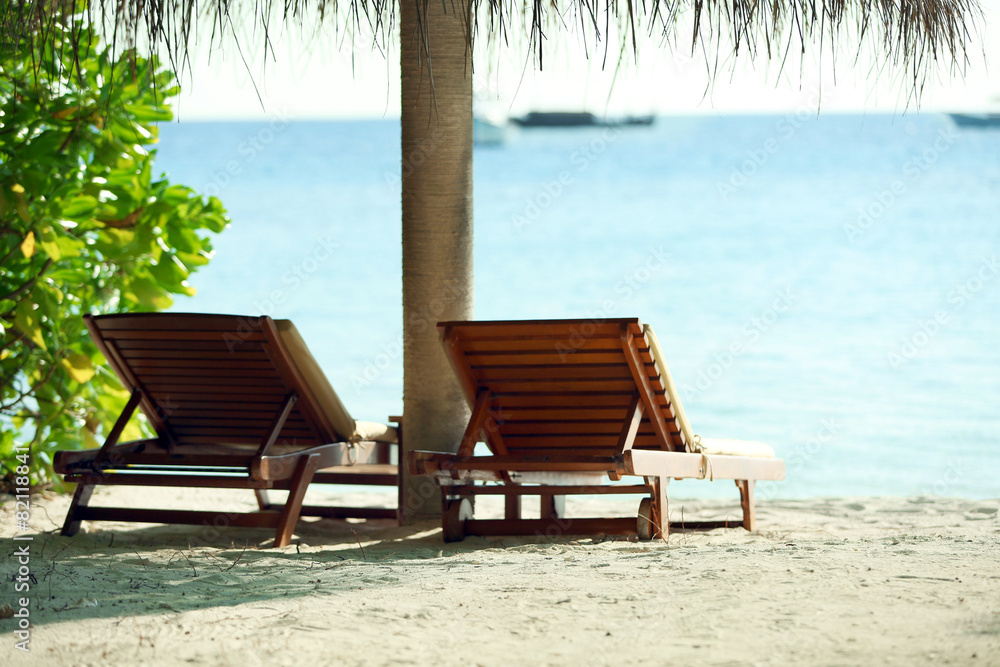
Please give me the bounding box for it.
[0,19,230,491]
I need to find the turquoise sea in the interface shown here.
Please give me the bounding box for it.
[155,114,1000,500]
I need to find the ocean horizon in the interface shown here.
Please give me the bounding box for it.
[155,113,1000,500]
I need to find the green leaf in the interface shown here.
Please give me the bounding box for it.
[125,276,173,309]
[13,301,46,350]
[0,18,227,490]
[124,103,172,123]
[52,234,83,259]
[176,251,210,268]
[148,254,187,287]
[62,195,99,217]
[61,353,95,383]
[20,231,36,258]
[160,184,193,206]
[36,225,62,260]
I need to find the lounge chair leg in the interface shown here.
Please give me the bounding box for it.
[505,493,521,520]
[540,494,565,520]
[637,498,654,540]
[443,498,472,543]
[653,477,669,539]
[736,480,756,532]
[273,454,320,548]
[62,482,94,537]
[638,477,669,540]
[255,489,272,510]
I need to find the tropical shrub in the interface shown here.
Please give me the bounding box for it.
[0,20,229,491]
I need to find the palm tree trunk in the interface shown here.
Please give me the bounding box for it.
[399,0,473,522]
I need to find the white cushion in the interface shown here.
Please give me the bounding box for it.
[510,471,608,485]
[697,437,775,459]
[353,420,399,444]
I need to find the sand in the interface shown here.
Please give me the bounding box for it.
[1,486,998,666]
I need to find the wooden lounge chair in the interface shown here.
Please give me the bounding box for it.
[409,318,785,541]
[54,313,399,547]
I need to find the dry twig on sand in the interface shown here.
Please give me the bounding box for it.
[351,529,367,561]
[224,542,249,572]
[177,550,198,576]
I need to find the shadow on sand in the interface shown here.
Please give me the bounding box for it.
[3,517,462,628]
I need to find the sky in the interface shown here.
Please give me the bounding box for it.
[170,4,1000,121]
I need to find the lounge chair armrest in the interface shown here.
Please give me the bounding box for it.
[54,438,160,473]
[409,450,619,475]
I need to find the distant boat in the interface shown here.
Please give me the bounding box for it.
[474,118,507,146]
[473,94,509,146]
[512,111,601,127]
[620,115,655,126]
[511,111,656,128]
[948,113,1000,129]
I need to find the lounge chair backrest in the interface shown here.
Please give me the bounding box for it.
[272,319,359,440]
[641,324,697,450]
[85,313,355,447]
[438,318,691,458]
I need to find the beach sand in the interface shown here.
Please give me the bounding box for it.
[2,487,998,666]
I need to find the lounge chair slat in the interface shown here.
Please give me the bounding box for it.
[501,422,658,436]
[168,417,312,429]
[124,359,278,370]
[441,320,635,339]
[175,437,320,447]
[483,380,639,393]
[157,404,294,416]
[100,330,268,341]
[119,349,271,361]
[495,408,631,421]
[491,393,636,407]
[143,383,290,394]
[501,448,623,458]
[148,393,295,406]
[112,340,261,351]
[472,365,635,382]
[461,338,624,353]
[464,352,627,366]
[129,369,284,380]
[170,425,318,438]
[91,314,269,331]
[501,435,665,448]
